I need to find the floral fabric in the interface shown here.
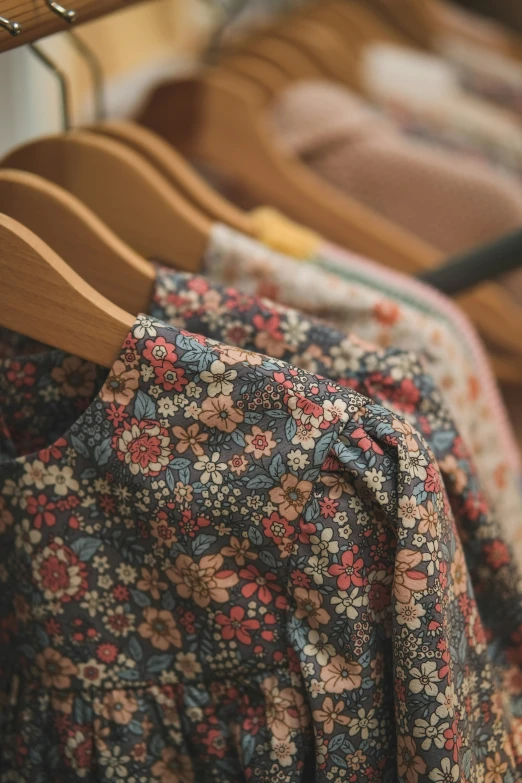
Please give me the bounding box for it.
[1,315,522,782]
[203,223,522,559]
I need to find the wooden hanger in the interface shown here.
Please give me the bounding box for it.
[227,32,323,83]
[317,0,409,47]
[262,16,362,92]
[88,122,253,235]
[0,213,133,367]
[361,0,435,49]
[136,70,522,377]
[214,51,292,101]
[137,70,442,270]
[224,18,361,98]
[1,131,212,269]
[0,169,154,314]
[221,33,321,99]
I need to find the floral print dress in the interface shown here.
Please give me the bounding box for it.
[1,314,522,783]
[202,223,522,562]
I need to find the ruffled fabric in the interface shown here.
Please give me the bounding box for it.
[1,672,314,782]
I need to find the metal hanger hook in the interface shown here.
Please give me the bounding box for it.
[0,15,22,36]
[29,44,72,132]
[44,0,77,24]
[66,31,106,121]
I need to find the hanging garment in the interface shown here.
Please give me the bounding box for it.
[202,224,522,550]
[249,208,520,457]
[438,35,522,114]
[361,44,522,179]
[0,223,519,552]
[269,79,522,253]
[0,267,515,568]
[1,316,522,782]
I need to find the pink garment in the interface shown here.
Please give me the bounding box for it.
[270,81,522,255]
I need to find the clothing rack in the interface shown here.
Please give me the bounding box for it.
[0,0,152,53]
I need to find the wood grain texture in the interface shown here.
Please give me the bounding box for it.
[0,213,134,367]
[0,168,155,314]
[0,0,150,53]
[2,131,211,270]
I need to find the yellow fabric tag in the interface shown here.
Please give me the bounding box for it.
[250,207,321,259]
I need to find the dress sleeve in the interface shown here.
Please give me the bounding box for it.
[284,393,518,781]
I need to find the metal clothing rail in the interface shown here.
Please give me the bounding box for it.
[0,0,151,53]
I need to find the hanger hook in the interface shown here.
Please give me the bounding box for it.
[0,16,22,36]
[29,44,72,132]
[66,31,106,121]
[44,0,77,24]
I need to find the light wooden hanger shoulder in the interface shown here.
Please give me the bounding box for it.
[266,16,362,91]
[232,32,322,79]
[89,122,253,235]
[0,213,133,368]
[1,131,211,270]
[218,51,293,98]
[227,27,325,85]
[225,19,362,97]
[0,169,154,314]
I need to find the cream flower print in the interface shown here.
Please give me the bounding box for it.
[322,397,348,423]
[310,528,339,557]
[403,446,428,481]
[304,555,329,585]
[15,518,42,554]
[101,360,139,406]
[330,588,367,618]
[303,630,335,666]
[363,468,385,492]
[396,600,426,630]
[409,662,441,697]
[194,452,227,485]
[22,459,47,489]
[43,465,79,496]
[398,494,421,528]
[133,314,160,339]
[270,737,297,768]
[451,547,469,597]
[286,449,309,470]
[291,422,321,450]
[413,713,448,752]
[348,707,378,740]
[419,500,440,538]
[200,360,237,397]
[428,758,460,782]
[436,685,457,719]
